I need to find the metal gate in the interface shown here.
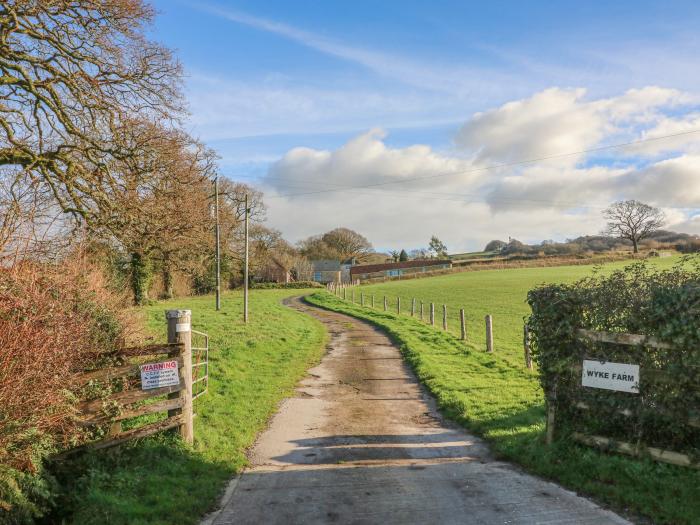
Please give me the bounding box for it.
[191,329,209,403]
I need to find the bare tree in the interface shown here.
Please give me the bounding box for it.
[298,228,373,262]
[603,200,665,254]
[93,124,217,303]
[0,1,182,222]
[428,236,448,258]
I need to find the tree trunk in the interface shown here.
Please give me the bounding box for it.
[632,238,639,254]
[162,265,174,299]
[130,252,151,305]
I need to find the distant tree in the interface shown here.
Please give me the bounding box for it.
[409,248,430,260]
[428,236,448,258]
[389,250,400,262]
[603,200,665,254]
[484,240,507,252]
[298,228,373,262]
[502,238,529,256]
[399,249,409,262]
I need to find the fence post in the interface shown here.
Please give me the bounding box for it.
[460,309,466,340]
[545,384,557,445]
[420,301,424,321]
[442,305,447,330]
[343,287,347,300]
[361,293,364,306]
[524,324,533,369]
[384,296,387,311]
[411,298,416,317]
[397,297,401,314]
[485,315,494,353]
[430,303,435,326]
[166,309,193,445]
[372,295,375,308]
[351,289,355,303]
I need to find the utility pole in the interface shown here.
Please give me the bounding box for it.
[214,176,221,311]
[244,193,249,323]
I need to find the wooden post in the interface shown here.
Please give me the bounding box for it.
[420,301,424,321]
[243,194,249,323]
[397,297,401,314]
[361,293,364,306]
[430,303,435,325]
[411,298,416,317]
[524,324,533,369]
[442,305,447,330]
[371,295,375,308]
[460,309,466,341]
[343,287,347,300]
[545,384,557,445]
[166,309,193,444]
[383,296,387,311]
[485,315,494,353]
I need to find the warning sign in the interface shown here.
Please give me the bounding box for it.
[140,360,180,390]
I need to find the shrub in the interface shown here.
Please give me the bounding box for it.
[250,281,323,289]
[0,258,128,522]
[527,257,700,458]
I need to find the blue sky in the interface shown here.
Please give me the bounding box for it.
[149,1,700,251]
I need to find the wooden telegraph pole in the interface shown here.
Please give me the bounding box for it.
[244,194,249,323]
[214,176,221,311]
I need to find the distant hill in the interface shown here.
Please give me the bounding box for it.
[452,230,700,260]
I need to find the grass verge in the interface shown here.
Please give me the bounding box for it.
[306,290,699,525]
[53,290,326,525]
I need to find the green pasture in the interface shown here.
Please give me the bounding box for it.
[55,290,326,525]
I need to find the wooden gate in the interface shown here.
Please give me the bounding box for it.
[73,309,208,451]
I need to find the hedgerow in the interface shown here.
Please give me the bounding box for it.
[527,257,700,459]
[0,259,129,523]
[250,281,323,289]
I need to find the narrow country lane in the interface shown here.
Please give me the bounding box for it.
[208,296,630,525]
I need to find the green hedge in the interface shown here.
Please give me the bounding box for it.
[527,258,700,459]
[250,281,323,289]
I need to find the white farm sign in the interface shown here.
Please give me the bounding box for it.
[140,360,180,390]
[581,360,639,393]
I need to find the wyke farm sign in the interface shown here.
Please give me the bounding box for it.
[581,360,639,393]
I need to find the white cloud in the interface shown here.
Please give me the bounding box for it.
[618,155,700,207]
[261,87,700,250]
[265,128,475,192]
[455,86,697,165]
[456,88,606,164]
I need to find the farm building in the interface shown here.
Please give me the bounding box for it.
[350,259,451,281]
[311,259,342,284]
[256,257,291,284]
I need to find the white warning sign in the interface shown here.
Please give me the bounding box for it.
[140,360,180,390]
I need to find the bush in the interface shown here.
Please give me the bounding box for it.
[250,281,323,289]
[527,258,700,458]
[0,259,127,522]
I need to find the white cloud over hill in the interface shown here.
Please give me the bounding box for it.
[262,87,700,251]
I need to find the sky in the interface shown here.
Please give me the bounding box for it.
[149,0,700,252]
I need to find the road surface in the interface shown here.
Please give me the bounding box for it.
[207,296,630,525]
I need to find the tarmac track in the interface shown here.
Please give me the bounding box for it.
[208,296,629,525]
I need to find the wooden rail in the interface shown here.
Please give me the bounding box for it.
[543,328,697,468]
[69,310,210,452]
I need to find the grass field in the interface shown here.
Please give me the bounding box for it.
[349,256,681,368]
[55,289,326,525]
[307,256,699,524]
